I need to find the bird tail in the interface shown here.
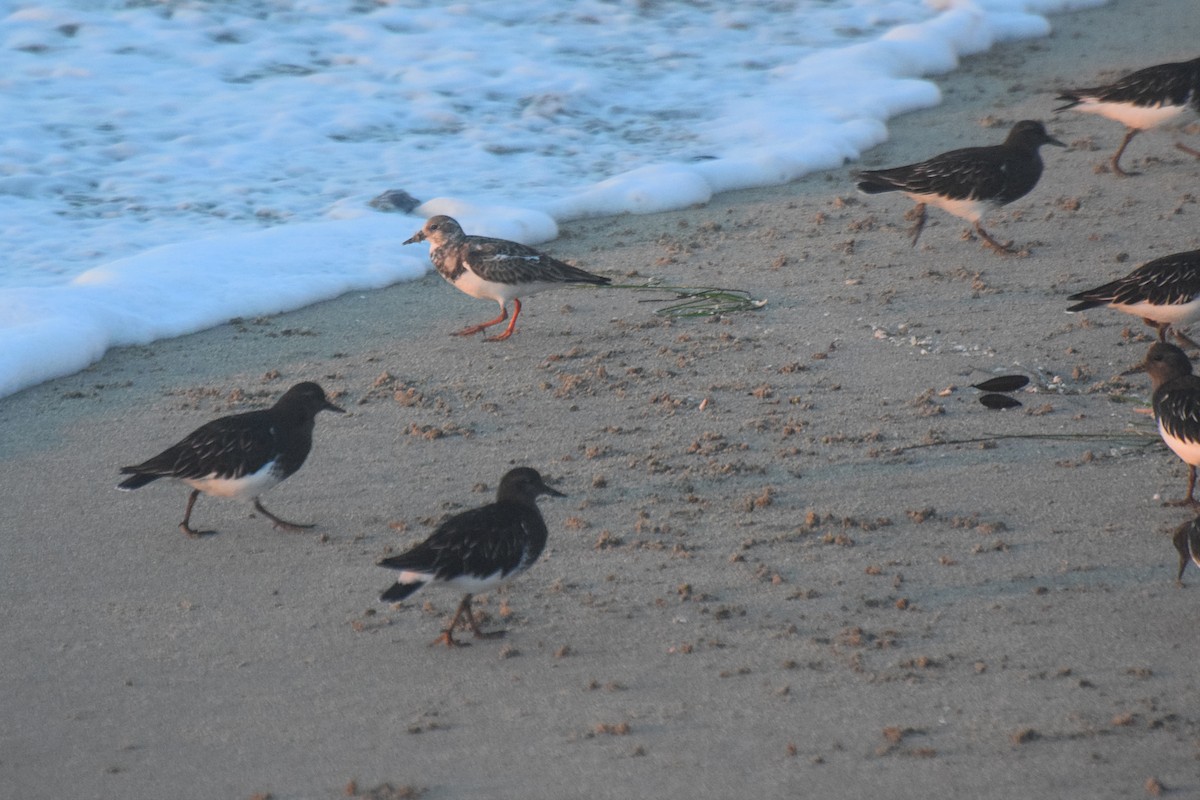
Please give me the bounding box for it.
[562,265,611,286]
[117,471,159,491]
[1053,93,1083,112]
[853,172,899,195]
[381,580,426,603]
[1065,298,1107,313]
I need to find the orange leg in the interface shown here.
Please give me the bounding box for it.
[1145,318,1170,342]
[1166,465,1200,508]
[253,498,313,532]
[453,304,509,337]
[1111,128,1140,177]
[1175,141,1200,159]
[1173,328,1200,349]
[905,202,927,247]
[431,594,474,647]
[484,298,522,341]
[974,222,1016,255]
[178,489,219,537]
[179,489,205,537]
[429,593,507,647]
[1152,318,1200,349]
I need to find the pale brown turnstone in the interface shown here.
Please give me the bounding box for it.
[404,215,610,341]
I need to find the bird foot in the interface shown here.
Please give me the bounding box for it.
[1172,328,1200,350]
[453,309,509,338]
[270,519,315,532]
[473,629,507,640]
[254,499,314,532]
[179,523,217,538]
[1163,497,1200,509]
[904,204,927,247]
[1175,142,1200,159]
[980,237,1016,255]
[974,226,1020,256]
[428,628,505,647]
[430,632,469,647]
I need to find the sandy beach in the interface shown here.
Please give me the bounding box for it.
[3,1,1200,798]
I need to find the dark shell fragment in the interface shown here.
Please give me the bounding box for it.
[972,375,1030,393]
[979,393,1023,410]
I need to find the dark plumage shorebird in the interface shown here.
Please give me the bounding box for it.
[1056,56,1200,177]
[1067,249,1200,347]
[118,382,344,536]
[1171,516,1200,586]
[378,467,564,647]
[403,215,611,341]
[854,120,1064,254]
[1142,342,1200,507]
[1172,516,1200,586]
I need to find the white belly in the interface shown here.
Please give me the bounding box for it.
[450,269,556,304]
[441,569,508,593]
[1074,99,1191,131]
[1160,424,1200,467]
[907,193,986,224]
[397,568,508,594]
[185,460,281,499]
[1113,296,1200,326]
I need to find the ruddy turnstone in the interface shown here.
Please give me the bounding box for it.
[854,120,1064,254]
[1142,342,1200,506]
[1056,56,1200,177]
[118,382,344,536]
[1067,249,1200,347]
[1172,516,1200,585]
[378,467,564,647]
[403,215,611,341]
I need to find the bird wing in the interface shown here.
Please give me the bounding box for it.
[462,239,609,286]
[1155,380,1200,445]
[1076,253,1200,307]
[1072,61,1200,108]
[891,147,1019,201]
[378,504,545,582]
[122,411,278,480]
[1117,254,1200,306]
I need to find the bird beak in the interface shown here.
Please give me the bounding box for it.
[324,399,347,414]
[542,483,566,498]
[1047,135,1066,148]
[1120,361,1147,377]
[403,229,427,245]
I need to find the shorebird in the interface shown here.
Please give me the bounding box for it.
[1067,249,1200,347]
[403,215,611,341]
[1171,516,1200,586]
[118,382,344,536]
[1056,56,1200,177]
[854,120,1064,254]
[1142,342,1200,507]
[378,467,565,647]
